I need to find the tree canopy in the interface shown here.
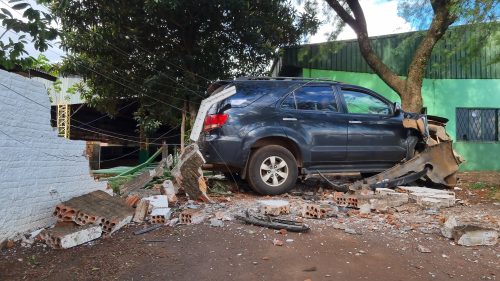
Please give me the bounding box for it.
[319,0,498,112]
[0,0,58,69]
[39,0,320,144]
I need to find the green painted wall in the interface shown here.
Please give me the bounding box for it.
[304,68,500,171]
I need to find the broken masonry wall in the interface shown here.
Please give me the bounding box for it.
[0,70,106,242]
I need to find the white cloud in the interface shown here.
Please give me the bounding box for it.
[308,0,414,43]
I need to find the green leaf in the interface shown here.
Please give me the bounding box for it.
[12,3,29,10]
[1,8,13,18]
[11,3,29,10]
[8,0,24,3]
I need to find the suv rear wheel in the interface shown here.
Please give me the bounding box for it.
[247,145,298,195]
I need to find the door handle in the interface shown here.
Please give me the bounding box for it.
[282,117,298,121]
[349,120,362,124]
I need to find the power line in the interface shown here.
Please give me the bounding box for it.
[0,81,177,145]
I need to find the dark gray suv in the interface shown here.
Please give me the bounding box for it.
[199,78,421,195]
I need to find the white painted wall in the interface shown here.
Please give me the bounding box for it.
[0,70,106,242]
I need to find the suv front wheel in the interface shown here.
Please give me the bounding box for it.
[247,145,298,195]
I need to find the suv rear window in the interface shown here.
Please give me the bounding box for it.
[208,82,291,114]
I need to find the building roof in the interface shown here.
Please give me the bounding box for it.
[277,24,499,79]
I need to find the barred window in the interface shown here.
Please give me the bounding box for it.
[456,108,499,141]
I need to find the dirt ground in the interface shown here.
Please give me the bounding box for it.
[0,172,499,281]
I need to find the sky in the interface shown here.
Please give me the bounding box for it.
[0,0,414,63]
[307,0,414,43]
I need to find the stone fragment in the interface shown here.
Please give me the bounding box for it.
[417,245,432,253]
[441,216,459,238]
[272,238,283,246]
[358,203,371,214]
[345,228,361,235]
[210,218,224,227]
[40,225,102,249]
[259,200,290,216]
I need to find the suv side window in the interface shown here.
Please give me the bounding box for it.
[281,86,338,112]
[341,89,391,115]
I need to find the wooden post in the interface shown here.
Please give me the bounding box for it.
[162,141,168,160]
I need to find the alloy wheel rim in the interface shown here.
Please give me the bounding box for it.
[259,156,288,187]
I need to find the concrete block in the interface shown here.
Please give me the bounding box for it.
[41,224,102,249]
[133,199,150,223]
[258,200,290,216]
[150,208,172,224]
[301,203,337,219]
[179,209,206,224]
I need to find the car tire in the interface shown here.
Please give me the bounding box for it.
[247,145,298,195]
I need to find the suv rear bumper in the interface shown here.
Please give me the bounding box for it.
[199,135,247,171]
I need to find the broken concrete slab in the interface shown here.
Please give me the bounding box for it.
[397,186,455,209]
[258,200,290,216]
[171,144,211,202]
[40,224,102,249]
[452,225,498,246]
[441,216,498,246]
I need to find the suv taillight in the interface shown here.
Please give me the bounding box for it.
[203,113,228,132]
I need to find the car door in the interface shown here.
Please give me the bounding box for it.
[278,85,348,165]
[338,87,406,163]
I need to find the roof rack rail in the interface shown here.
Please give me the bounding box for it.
[234,76,341,83]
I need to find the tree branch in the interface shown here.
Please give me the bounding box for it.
[406,0,456,86]
[325,0,405,95]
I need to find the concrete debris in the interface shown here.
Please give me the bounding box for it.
[150,208,172,224]
[179,209,206,224]
[397,186,455,209]
[21,228,44,248]
[125,195,141,207]
[441,216,459,239]
[301,203,337,219]
[162,179,178,204]
[215,211,233,221]
[171,144,211,202]
[417,244,432,253]
[334,192,359,208]
[132,199,150,223]
[53,190,134,234]
[453,225,498,246]
[40,224,102,249]
[272,238,283,246]
[210,218,224,227]
[441,216,498,246]
[259,200,290,216]
[344,228,362,235]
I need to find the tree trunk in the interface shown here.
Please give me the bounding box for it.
[325,0,456,113]
[180,101,187,152]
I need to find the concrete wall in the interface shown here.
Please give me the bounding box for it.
[303,68,500,171]
[0,70,106,242]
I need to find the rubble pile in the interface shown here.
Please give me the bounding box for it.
[40,191,134,249]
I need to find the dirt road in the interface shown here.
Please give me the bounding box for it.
[1,173,499,281]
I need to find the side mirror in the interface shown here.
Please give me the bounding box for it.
[393,102,402,115]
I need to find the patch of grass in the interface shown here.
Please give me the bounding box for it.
[469,182,488,189]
